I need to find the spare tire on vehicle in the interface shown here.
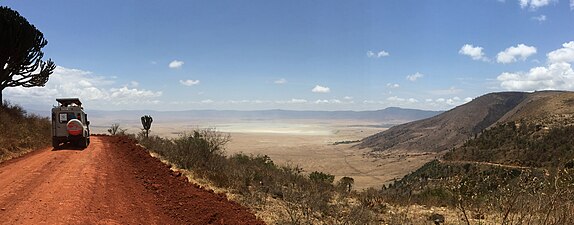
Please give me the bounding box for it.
[66,119,84,136]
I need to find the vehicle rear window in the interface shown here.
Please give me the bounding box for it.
[59,112,79,123]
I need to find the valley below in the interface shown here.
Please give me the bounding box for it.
[92,118,438,190]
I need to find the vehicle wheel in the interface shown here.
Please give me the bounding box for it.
[78,137,88,149]
[52,138,60,149]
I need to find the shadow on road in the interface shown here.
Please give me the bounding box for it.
[52,143,86,151]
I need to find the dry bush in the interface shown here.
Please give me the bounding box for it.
[107,123,127,135]
[0,101,50,162]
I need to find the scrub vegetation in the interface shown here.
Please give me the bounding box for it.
[133,114,574,224]
[0,101,50,162]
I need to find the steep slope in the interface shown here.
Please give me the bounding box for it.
[373,91,574,223]
[359,92,528,152]
[443,91,574,167]
[496,91,574,122]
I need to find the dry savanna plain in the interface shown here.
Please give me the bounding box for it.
[91,118,439,190]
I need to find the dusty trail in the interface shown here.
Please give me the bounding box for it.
[439,159,535,170]
[0,135,263,225]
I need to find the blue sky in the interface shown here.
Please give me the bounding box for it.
[3,0,574,111]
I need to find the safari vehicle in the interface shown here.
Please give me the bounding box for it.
[51,98,90,148]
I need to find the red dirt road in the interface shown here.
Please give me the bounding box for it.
[0,136,263,225]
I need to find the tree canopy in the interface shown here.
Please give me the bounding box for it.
[0,6,55,102]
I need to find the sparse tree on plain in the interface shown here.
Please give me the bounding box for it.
[0,6,55,102]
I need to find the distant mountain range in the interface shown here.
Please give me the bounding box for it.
[28,107,442,126]
[359,91,574,153]
[90,107,442,125]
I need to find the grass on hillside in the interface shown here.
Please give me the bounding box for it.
[136,130,381,224]
[0,101,51,162]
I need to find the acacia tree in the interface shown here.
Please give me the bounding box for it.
[0,6,55,103]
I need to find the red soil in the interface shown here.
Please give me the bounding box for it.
[0,135,264,225]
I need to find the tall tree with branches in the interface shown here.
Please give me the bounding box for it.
[0,6,55,103]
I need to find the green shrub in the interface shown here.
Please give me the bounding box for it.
[309,171,335,184]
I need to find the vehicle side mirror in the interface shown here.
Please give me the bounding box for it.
[86,121,90,126]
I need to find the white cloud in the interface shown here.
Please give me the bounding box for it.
[571,0,574,10]
[129,81,139,87]
[4,66,162,107]
[312,85,331,93]
[343,96,353,100]
[547,41,574,63]
[229,100,249,104]
[289,98,308,103]
[497,62,574,90]
[407,98,418,103]
[496,44,537,64]
[429,87,462,95]
[498,41,574,91]
[168,60,184,69]
[459,44,489,61]
[201,99,214,103]
[367,50,390,58]
[315,99,342,104]
[406,72,424,81]
[519,0,552,10]
[532,15,547,21]
[386,83,400,88]
[387,96,418,103]
[424,96,473,107]
[109,87,162,99]
[274,78,287,84]
[179,79,200,86]
[273,98,308,104]
[228,100,270,104]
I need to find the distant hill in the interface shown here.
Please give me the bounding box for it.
[443,91,574,167]
[359,91,574,153]
[73,107,442,125]
[376,91,574,215]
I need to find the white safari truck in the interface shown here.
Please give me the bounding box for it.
[51,98,90,148]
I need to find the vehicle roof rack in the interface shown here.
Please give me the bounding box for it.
[56,98,82,107]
